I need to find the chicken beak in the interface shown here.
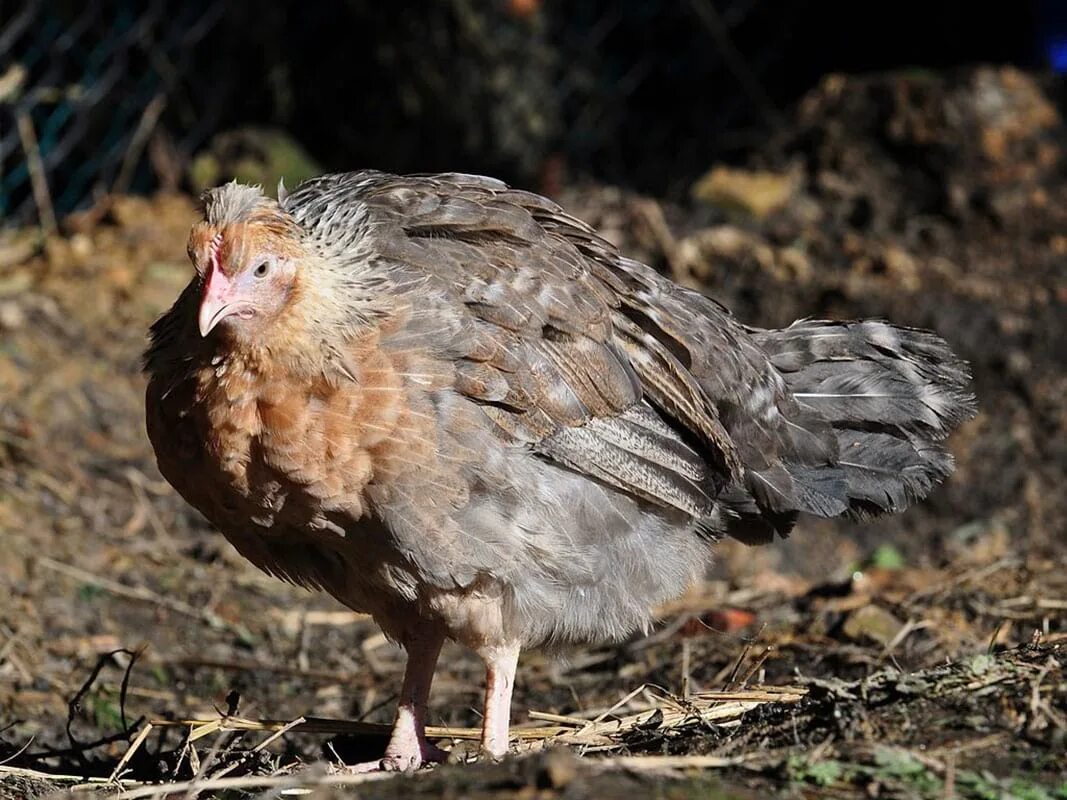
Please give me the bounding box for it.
[198,265,238,337]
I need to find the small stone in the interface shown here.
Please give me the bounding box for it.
[691,166,799,218]
[446,739,480,765]
[0,300,25,331]
[69,233,93,260]
[539,748,579,789]
[842,604,905,647]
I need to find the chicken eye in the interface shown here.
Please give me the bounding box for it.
[253,260,271,278]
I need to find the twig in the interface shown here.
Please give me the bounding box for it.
[883,618,932,656]
[592,684,656,724]
[604,753,747,771]
[124,468,179,553]
[733,642,773,690]
[110,770,395,799]
[65,650,144,768]
[526,710,592,728]
[1029,657,1067,731]
[1036,598,1067,610]
[252,716,306,754]
[184,728,241,800]
[925,732,1010,760]
[0,754,758,798]
[943,753,956,800]
[0,735,35,767]
[988,620,1006,653]
[113,94,167,196]
[0,764,140,787]
[117,648,141,731]
[37,556,231,631]
[0,625,32,683]
[15,111,57,237]
[682,638,692,698]
[146,686,808,750]
[152,715,549,743]
[907,558,1022,604]
[0,624,20,662]
[633,199,687,282]
[719,626,764,690]
[108,723,155,784]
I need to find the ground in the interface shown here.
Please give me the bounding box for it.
[0,68,1064,798]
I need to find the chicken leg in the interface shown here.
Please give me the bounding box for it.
[478,641,521,759]
[344,625,446,773]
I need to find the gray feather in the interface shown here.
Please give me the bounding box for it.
[753,319,975,519]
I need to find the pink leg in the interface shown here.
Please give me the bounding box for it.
[342,626,447,773]
[479,641,521,759]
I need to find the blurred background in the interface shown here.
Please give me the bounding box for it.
[3,0,1062,578]
[3,0,1067,221]
[1,2,1065,795]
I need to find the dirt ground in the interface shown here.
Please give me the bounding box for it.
[0,67,1064,798]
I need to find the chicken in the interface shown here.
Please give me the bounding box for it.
[144,171,975,771]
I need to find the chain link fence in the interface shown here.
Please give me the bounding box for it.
[0,0,230,227]
[1,1,809,229]
[0,1,1048,229]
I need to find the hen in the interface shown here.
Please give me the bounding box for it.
[145,171,975,771]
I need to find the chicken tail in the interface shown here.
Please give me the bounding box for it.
[753,319,976,521]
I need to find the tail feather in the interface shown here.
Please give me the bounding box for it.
[835,429,955,516]
[739,319,976,529]
[763,320,974,437]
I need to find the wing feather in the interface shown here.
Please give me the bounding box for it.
[283,171,838,528]
[288,172,737,516]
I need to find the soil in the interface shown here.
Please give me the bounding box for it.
[0,67,1064,799]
